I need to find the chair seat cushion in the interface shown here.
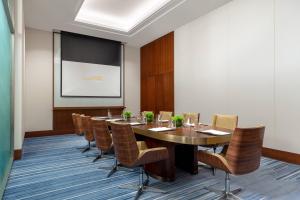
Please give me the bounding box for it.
[135,147,169,166]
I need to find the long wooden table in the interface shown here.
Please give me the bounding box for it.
[132,124,231,181]
[103,118,232,182]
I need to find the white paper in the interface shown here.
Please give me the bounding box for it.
[106,118,123,122]
[129,122,144,126]
[158,120,169,123]
[200,129,230,136]
[148,127,176,132]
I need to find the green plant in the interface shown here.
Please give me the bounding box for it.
[145,112,154,122]
[172,115,184,127]
[123,111,132,120]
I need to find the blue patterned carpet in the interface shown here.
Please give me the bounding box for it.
[3,135,300,200]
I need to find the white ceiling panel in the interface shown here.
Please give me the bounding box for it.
[24,0,232,47]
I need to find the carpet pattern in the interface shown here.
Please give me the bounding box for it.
[3,135,300,200]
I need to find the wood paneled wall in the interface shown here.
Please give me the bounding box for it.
[141,32,174,114]
[53,106,125,132]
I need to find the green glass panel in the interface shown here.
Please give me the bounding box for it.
[0,0,12,196]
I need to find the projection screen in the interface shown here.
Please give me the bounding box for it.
[61,31,122,97]
[61,61,121,97]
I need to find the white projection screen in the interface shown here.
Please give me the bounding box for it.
[60,31,122,98]
[61,61,121,97]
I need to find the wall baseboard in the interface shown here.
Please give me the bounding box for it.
[25,129,74,138]
[14,149,22,160]
[262,147,300,165]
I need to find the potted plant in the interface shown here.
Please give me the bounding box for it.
[172,115,184,127]
[145,112,154,123]
[123,111,132,121]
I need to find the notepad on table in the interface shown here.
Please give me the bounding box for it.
[106,118,123,122]
[199,129,230,136]
[94,116,110,119]
[129,122,144,126]
[158,120,169,123]
[148,127,176,132]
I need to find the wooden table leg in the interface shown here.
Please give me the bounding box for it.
[175,144,198,174]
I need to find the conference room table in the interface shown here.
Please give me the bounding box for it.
[99,117,232,182]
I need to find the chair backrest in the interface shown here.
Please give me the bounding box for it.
[91,119,112,153]
[110,122,139,167]
[183,113,200,124]
[72,113,79,134]
[212,114,238,131]
[159,111,173,120]
[226,126,265,175]
[74,114,84,135]
[81,115,94,142]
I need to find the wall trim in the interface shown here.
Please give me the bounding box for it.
[25,129,74,138]
[262,147,300,165]
[13,149,22,160]
[53,106,125,111]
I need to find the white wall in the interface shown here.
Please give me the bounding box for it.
[25,28,53,132]
[14,0,26,150]
[175,0,300,154]
[25,28,140,132]
[124,46,140,115]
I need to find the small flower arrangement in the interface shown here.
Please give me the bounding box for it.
[123,111,132,120]
[172,115,184,127]
[145,112,154,122]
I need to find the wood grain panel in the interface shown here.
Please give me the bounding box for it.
[262,147,300,165]
[25,130,74,138]
[141,32,174,114]
[14,149,22,160]
[53,106,125,131]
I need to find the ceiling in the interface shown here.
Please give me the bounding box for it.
[75,0,172,32]
[24,0,231,47]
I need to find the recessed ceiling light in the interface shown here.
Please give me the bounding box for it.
[75,0,172,32]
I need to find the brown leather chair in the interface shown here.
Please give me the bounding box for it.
[72,113,85,136]
[80,115,95,153]
[91,119,113,162]
[200,114,238,175]
[198,126,265,199]
[72,113,79,134]
[110,122,169,200]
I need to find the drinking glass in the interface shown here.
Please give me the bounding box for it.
[168,120,175,128]
[136,114,142,123]
[156,114,162,127]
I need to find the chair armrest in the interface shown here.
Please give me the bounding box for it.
[198,150,231,173]
[135,147,169,166]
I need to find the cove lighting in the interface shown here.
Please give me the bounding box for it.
[75,0,172,32]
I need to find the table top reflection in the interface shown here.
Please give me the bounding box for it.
[92,116,232,146]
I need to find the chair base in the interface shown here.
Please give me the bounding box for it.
[118,168,166,200]
[205,187,242,200]
[81,141,92,153]
[98,160,135,178]
[204,173,242,200]
[81,146,91,153]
